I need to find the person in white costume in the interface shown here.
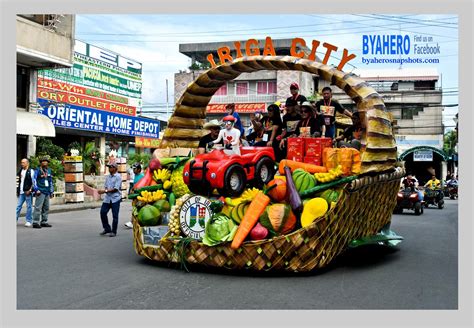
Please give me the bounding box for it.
[210,115,241,155]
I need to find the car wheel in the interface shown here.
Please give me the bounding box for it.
[253,156,276,188]
[415,202,422,215]
[221,164,247,197]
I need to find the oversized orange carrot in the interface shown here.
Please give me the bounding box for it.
[231,191,271,249]
[278,159,327,175]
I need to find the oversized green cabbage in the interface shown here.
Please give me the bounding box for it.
[202,213,238,246]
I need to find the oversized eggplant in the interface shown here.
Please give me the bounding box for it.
[284,166,303,215]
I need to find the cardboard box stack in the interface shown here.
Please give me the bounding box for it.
[116,157,128,199]
[63,156,84,203]
[287,137,333,166]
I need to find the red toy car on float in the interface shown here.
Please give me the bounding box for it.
[183,146,276,197]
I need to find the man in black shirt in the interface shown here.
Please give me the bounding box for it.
[282,98,302,138]
[198,119,223,154]
[314,86,353,139]
[287,82,307,105]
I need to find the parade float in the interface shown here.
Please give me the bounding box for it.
[129,37,405,273]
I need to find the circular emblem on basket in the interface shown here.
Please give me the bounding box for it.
[179,195,212,240]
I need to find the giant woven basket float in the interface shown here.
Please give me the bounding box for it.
[132,55,405,272]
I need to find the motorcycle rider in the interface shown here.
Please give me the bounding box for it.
[402,173,424,201]
[424,175,441,189]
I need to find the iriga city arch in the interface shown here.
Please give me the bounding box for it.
[160,55,397,174]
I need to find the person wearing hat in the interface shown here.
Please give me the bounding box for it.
[198,119,223,154]
[32,155,54,229]
[124,163,144,229]
[294,102,325,137]
[287,82,307,106]
[210,115,241,155]
[98,161,122,237]
[225,103,244,137]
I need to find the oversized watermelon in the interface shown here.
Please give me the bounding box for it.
[292,168,316,194]
[320,189,339,205]
[138,205,161,226]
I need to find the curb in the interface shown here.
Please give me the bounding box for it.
[19,200,133,217]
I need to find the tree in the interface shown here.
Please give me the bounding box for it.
[443,130,457,156]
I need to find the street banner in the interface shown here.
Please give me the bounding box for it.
[207,103,266,113]
[135,137,161,148]
[37,99,159,138]
[413,150,434,161]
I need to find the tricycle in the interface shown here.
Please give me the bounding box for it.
[423,187,445,209]
[393,187,424,215]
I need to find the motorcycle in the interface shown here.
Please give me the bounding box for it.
[423,187,445,209]
[393,187,424,215]
[447,180,458,199]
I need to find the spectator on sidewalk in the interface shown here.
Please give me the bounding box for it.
[32,156,54,229]
[124,163,144,229]
[98,162,122,237]
[127,165,135,195]
[16,158,35,227]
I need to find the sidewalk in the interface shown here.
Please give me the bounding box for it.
[18,199,133,216]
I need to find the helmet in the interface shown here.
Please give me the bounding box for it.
[223,115,236,122]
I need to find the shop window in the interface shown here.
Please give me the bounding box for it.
[414,81,435,90]
[17,66,29,109]
[257,81,277,95]
[236,82,248,95]
[257,82,267,94]
[214,83,228,96]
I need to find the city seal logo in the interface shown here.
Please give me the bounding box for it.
[179,195,212,240]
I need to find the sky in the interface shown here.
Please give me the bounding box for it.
[75,14,458,129]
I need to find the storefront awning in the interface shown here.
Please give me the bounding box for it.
[16,110,56,137]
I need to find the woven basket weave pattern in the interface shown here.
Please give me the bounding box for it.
[133,170,402,272]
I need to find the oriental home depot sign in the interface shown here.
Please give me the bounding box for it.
[207,103,266,113]
[206,37,356,70]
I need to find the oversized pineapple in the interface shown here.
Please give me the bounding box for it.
[171,163,190,198]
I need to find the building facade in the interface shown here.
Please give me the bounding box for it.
[323,68,447,183]
[175,39,319,132]
[16,14,76,162]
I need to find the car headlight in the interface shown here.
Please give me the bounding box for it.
[210,173,216,179]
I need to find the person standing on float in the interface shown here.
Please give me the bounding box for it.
[287,82,307,106]
[314,86,353,139]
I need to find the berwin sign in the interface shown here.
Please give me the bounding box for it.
[37,99,160,138]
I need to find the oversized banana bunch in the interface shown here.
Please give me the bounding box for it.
[224,187,261,206]
[153,168,171,182]
[137,189,166,203]
[163,180,172,190]
[314,165,343,183]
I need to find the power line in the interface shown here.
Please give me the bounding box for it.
[79,17,457,43]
